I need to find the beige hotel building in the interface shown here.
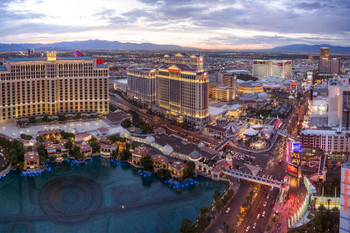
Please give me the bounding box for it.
[156,63,209,125]
[0,52,109,123]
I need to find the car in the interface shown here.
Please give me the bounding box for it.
[257,206,261,211]
[279,159,282,164]
[262,211,266,218]
[221,222,226,228]
[246,226,250,232]
[267,194,270,199]
[257,214,261,220]
[253,222,257,229]
[263,201,267,207]
[225,207,231,213]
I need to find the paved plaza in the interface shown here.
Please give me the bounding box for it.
[0,119,124,139]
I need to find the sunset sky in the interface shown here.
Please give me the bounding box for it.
[1,0,350,49]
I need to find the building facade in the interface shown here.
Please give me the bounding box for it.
[163,53,203,69]
[215,70,239,89]
[328,75,350,129]
[252,60,292,79]
[211,86,236,102]
[340,162,350,233]
[0,52,109,123]
[300,129,350,154]
[318,47,341,74]
[156,64,209,125]
[127,67,156,106]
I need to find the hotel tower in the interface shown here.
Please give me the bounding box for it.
[0,51,109,123]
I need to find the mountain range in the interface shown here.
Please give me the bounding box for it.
[0,40,350,54]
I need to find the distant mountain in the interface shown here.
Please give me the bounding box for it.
[268,44,350,54]
[0,39,196,52]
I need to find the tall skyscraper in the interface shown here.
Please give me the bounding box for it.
[340,162,350,233]
[318,47,341,74]
[320,47,330,59]
[156,60,209,125]
[127,67,156,106]
[252,60,292,79]
[0,51,109,123]
[328,75,350,129]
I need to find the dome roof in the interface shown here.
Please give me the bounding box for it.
[198,142,205,148]
[162,144,174,155]
[189,150,201,161]
[120,129,130,138]
[145,135,155,144]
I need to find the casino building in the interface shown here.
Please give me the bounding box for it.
[127,67,156,106]
[252,60,292,79]
[156,63,209,125]
[0,51,109,124]
[163,53,203,69]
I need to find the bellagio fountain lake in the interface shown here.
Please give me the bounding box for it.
[0,158,227,233]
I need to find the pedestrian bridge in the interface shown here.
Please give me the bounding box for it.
[214,137,235,151]
[222,169,283,189]
[276,129,295,141]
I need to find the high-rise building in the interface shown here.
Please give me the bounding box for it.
[215,70,239,89]
[320,47,330,59]
[211,86,236,102]
[126,67,156,106]
[318,47,341,74]
[0,51,109,124]
[163,53,203,69]
[340,162,350,233]
[328,75,350,129]
[156,63,209,125]
[252,60,292,79]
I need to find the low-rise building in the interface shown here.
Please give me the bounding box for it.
[75,132,92,143]
[24,151,39,170]
[169,161,186,178]
[131,146,152,166]
[78,143,92,158]
[151,154,169,169]
[100,143,117,158]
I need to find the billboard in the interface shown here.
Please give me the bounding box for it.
[340,162,350,233]
[287,164,298,174]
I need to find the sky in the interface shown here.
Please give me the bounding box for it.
[1,0,350,49]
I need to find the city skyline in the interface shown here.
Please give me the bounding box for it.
[1,0,350,49]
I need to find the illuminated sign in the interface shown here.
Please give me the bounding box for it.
[202,75,208,79]
[96,59,104,65]
[169,69,180,73]
[46,51,56,61]
[286,141,291,163]
[288,164,298,174]
[75,50,84,57]
[344,169,350,211]
[292,142,301,153]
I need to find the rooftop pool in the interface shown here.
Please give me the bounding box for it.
[0,158,228,233]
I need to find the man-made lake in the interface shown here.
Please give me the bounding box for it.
[0,158,228,233]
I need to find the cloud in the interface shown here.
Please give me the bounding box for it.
[0,0,350,48]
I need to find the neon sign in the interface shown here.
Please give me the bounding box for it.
[344,169,350,211]
[287,164,298,174]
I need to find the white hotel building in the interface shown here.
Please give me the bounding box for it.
[252,60,292,79]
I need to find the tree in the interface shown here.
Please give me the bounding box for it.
[64,140,73,151]
[111,150,119,159]
[140,155,153,171]
[58,114,66,122]
[180,218,195,233]
[39,156,47,165]
[89,140,101,153]
[37,144,48,158]
[183,161,195,179]
[120,149,132,161]
[72,145,83,161]
[27,146,33,152]
[42,115,51,123]
[214,189,221,202]
[121,119,132,128]
[20,134,33,140]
